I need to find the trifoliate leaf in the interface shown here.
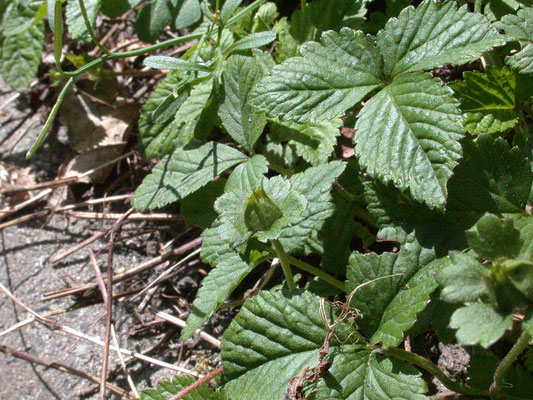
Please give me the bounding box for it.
[355,72,463,209]
[135,0,172,43]
[132,142,248,211]
[447,134,533,215]
[496,8,533,74]
[252,28,384,124]
[222,289,428,400]
[225,154,268,193]
[215,175,306,248]
[270,118,342,166]
[450,302,513,348]
[503,258,533,301]
[467,214,522,261]
[278,161,346,254]
[138,74,183,158]
[371,260,440,347]
[377,0,504,77]
[180,179,226,228]
[66,0,101,41]
[139,374,223,399]
[437,252,490,303]
[450,66,527,134]
[0,4,44,91]
[219,55,267,152]
[181,219,254,340]
[515,215,533,260]
[346,236,438,338]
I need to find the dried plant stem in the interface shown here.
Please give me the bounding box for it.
[0,344,131,398]
[169,366,223,400]
[0,274,199,377]
[155,311,221,348]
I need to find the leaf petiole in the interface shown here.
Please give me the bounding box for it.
[271,239,296,291]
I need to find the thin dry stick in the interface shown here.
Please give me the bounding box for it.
[155,311,221,348]
[66,211,182,221]
[0,345,130,398]
[56,193,132,212]
[0,210,49,230]
[0,151,134,195]
[169,366,223,400]
[132,248,201,300]
[49,231,106,264]
[0,188,53,219]
[43,237,203,300]
[0,282,198,376]
[89,250,139,398]
[100,208,133,400]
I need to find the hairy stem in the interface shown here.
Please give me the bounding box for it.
[77,0,111,56]
[287,255,346,292]
[384,347,489,397]
[271,239,296,291]
[490,329,532,398]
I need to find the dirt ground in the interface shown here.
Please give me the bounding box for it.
[0,79,220,399]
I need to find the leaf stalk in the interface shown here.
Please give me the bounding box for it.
[383,347,489,397]
[271,239,296,291]
[490,329,532,398]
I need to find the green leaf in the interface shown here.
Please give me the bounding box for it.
[270,118,342,166]
[289,0,368,44]
[225,154,268,193]
[0,5,44,91]
[144,56,211,72]
[377,0,504,77]
[437,252,489,303]
[496,8,533,74]
[252,28,384,124]
[222,289,428,400]
[138,74,183,158]
[371,260,440,347]
[180,179,226,228]
[467,214,522,261]
[446,134,533,215]
[363,181,473,253]
[181,219,254,340]
[131,142,248,211]
[450,66,526,134]
[219,55,267,152]
[346,236,438,338]
[173,0,201,30]
[355,72,463,209]
[450,302,513,348]
[139,374,223,399]
[101,0,142,18]
[227,31,276,52]
[278,161,346,254]
[220,0,244,24]
[172,78,216,146]
[135,0,172,43]
[66,0,101,41]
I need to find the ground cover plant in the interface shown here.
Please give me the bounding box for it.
[3,0,533,399]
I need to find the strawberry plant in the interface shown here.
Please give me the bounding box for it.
[17,0,533,399]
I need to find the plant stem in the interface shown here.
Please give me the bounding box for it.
[26,77,74,159]
[490,329,532,397]
[384,347,489,397]
[287,255,346,292]
[271,239,296,291]
[77,0,112,56]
